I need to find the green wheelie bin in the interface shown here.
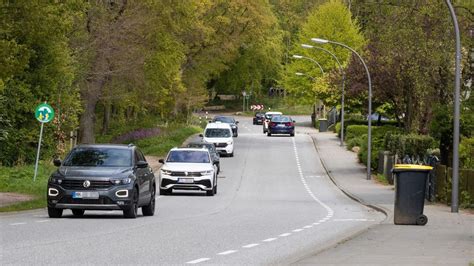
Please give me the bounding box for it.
[392,164,433,225]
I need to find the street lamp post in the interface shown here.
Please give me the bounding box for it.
[312,37,373,180]
[301,44,346,146]
[292,55,325,75]
[445,0,461,213]
[295,72,316,81]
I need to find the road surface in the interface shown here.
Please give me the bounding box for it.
[1,116,384,264]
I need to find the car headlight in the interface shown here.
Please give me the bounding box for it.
[227,141,233,145]
[161,169,172,175]
[200,170,213,175]
[110,178,132,185]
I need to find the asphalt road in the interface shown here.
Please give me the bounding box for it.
[1,116,384,265]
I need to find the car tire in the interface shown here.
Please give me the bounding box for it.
[229,152,234,157]
[72,209,85,217]
[160,188,171,195]
[267,132,271,136]
[206,187,215,196]
[142,186,155,216]
[123,188,138,219]
[48,207,63,218]
[290,132,295,137]
[213,184,217,195]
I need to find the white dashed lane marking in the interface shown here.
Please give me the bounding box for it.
[263,238,277,242]
[279,233,291,237]
[218,250,238,255]
[186,258,210,264]
[10,222,26,226]
[242,243,260,248]
[36,220,49,223]
[292,229,303,232]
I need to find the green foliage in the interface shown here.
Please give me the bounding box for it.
[135,126,202,157]
[281,0,365,105]
[0,163,55,212]
[385,133,436,162]
[460,138,474,169]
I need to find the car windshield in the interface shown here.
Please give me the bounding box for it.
[266,114,281,119]
[166,150,210,163]
[213,116,234,123]
[63,147,132,167]
[272,116,291,122]
[205,128,231,138]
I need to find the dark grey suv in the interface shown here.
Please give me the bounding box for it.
[47,144,155,218]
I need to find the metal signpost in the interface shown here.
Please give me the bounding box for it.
[33,102,55,181]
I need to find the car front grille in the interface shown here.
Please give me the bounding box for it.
[59,196,115,204]
[215,143,228,148]
[170,171,202,177]
[60,179,113,190]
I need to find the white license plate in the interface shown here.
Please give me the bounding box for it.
[72,191,99,199]
[277,124,285,127]
[178,178,194,184]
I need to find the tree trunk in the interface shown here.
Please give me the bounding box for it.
[102,102,111,135]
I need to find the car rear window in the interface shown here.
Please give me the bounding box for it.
[166,150,210,163]
[205,128,231,138]
[272,116,291,122]
[63,148,132,167]
[213,116,234,123]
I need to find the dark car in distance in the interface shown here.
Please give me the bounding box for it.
[186,141,221,174]
[267,116,295,137]
[253,112,265,125]
[47,144,156,219]
[212,115,239,137]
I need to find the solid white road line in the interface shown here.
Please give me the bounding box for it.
[242,243,260,248]
[218,250,238,255]
[303,225,312,229]
[186,258,211,264]
[263,238,277,242]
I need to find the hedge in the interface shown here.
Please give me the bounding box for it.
[385,133,436,162]
[335,119,402,138]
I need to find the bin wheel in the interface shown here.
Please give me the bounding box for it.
[416,214,428,225]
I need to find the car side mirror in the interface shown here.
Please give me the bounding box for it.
[199,133,203,138]
[293,120,296,123]
[158,159,165,164]
[53,159,62,167]
[136,160,148,168]
[236,121,239,124]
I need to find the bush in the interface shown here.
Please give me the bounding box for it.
[385,133,436,163]
[460,137,474,169]
[347,135,364,150]
[346,125,368,142]
[338,119,401,139]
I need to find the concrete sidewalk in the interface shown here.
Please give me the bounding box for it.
[296,132,473,265]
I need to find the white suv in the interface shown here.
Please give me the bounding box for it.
[159,148,217,196]
[201,122,234,157]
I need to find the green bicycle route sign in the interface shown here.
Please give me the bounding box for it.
[35,103,55,123]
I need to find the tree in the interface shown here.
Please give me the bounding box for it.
[281,0,365,105]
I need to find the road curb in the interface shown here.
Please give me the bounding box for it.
[309,133,389,219]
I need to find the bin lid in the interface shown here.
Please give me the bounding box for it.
[394,164,433,171]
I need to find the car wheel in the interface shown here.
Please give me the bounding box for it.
[160,188,171,195]
[48,207,63,218]
[229,152,234,157]
[290,132,295,137]
[72,209,85,217]
[217,164,220,174]
[213,184,217,195]
[267,132,271,136]
[123,188,138,218]
[206,187,215,196]
[142,186,155,216]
